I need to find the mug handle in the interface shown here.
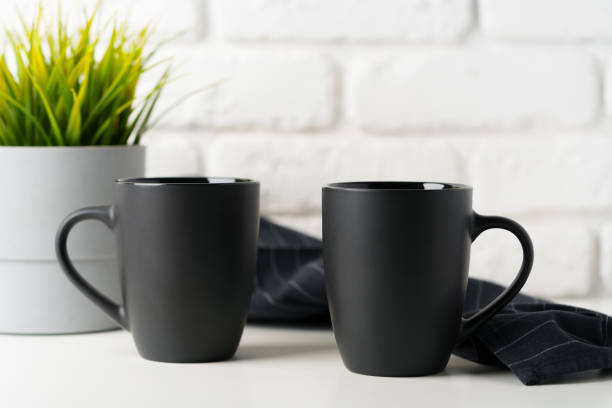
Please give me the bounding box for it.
[457,212,534,343]
[55,205,129,329]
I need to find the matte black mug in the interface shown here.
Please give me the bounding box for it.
[323,182,533,376]
[56,177,259,363]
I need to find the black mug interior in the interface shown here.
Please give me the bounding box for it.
[325,181,469,191]
[116,177,256,185]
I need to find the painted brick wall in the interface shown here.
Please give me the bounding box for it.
[9,0,612,298]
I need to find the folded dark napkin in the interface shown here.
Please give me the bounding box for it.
[250,218,612,385]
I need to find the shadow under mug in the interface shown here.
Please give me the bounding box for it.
[322,181,534,376]
[55,177,260,363]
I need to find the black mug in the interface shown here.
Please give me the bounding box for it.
[56,177,260,363]
[322,182,533,376]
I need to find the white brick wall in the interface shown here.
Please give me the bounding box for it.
[9,0,612,299]
[601,224,612,294]
[142,131,203,176]
[144,47,338,130]
[195,50,338,130]
[604,54,612,116]
[469,137,612,214]
[599,222,612,294]
[480,0,612,40]
[102,0,205,42]
[470,221,596,297]
[348,48,598,131]
[210,0,473,42]
[206,135,464,214]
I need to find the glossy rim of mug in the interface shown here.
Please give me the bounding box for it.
[116,177,258,186]
[323,181,472,192]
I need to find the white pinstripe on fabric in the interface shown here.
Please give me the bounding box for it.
[508,340,581,367]
[494,320,555,355]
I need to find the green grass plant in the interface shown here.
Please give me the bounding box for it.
[0,4,170,146]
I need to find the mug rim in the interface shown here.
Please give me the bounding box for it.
[323,181,472,192]
[116,177,259,185]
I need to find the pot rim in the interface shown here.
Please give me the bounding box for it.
[0,145,145,150]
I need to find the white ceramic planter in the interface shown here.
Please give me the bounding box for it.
[0,146,145,333]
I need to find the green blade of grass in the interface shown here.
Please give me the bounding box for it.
[0,2,194,147]
[89,116,112,145]
[0,90,52,145]
[26,70,64,145]
[66,90,81,145]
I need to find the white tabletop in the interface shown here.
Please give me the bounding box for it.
[2,298,611,408]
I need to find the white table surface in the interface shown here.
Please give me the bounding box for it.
[1,298,611,408]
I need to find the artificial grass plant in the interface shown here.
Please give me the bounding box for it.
[0,4,170,146]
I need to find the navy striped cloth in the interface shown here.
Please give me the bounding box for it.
[250,218,612,385]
